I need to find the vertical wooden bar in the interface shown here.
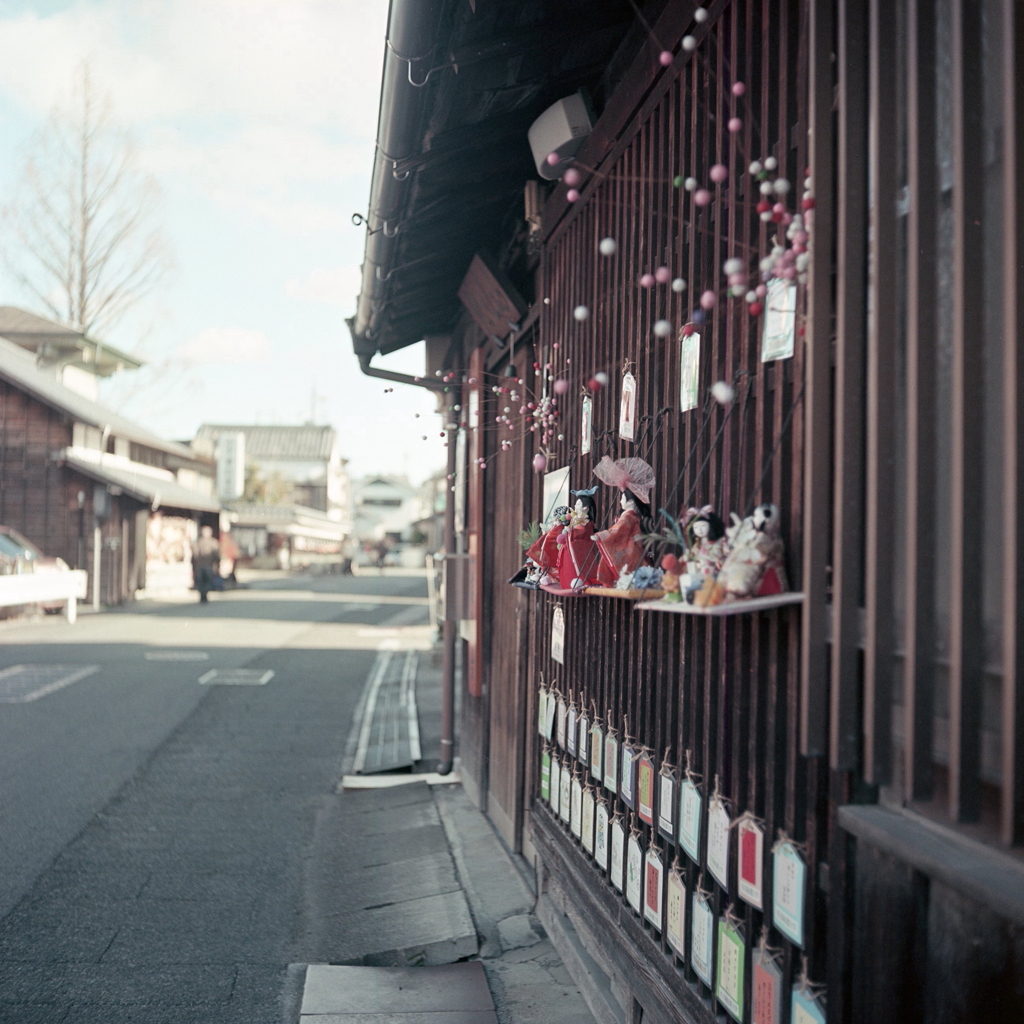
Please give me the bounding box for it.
[831,0,868,772]
[801,0,833,756]
[902,0,937,801]
[1001,0,1024,847]
[948,0,985,822]
[863,0,900,784]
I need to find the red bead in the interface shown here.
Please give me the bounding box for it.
[756,199,771,214]
[748,302,763,316]
[802,197,816,210]
[681,324,696,336]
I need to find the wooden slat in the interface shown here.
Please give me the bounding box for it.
[830,0,868,773]
[948,0,985,822]
[800,0,833,757]
[1001,0,1024,847]
[902,0,938,802]
[863,0,900,784]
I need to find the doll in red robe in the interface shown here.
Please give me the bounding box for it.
[524,505,571,585]
[556,489,605,589]
[591,456,656,585]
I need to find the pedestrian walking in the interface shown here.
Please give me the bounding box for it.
[192,525,220,603]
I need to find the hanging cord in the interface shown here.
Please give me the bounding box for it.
[639,407,674,463]
[743,382,805,515]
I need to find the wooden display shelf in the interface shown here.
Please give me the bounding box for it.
[539,583,587,597]
[636,592,805,615]
[585,586,666,600]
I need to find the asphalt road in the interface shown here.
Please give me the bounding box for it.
[0,571,432,1024]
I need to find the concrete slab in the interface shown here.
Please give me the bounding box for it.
[300,1014,496,1023]
[301,962,494,1015]
[497,914,542,951]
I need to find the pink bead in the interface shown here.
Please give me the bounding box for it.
[563,167,581,186]
[546,152,560,166]
[659,50,674,66]
[728,272,745,287]
[694,189,712,206]
[639,273,656,288]
[655,265,672,284]
[553,379,570,395]
[755,284,767,298]
[700,290,717,309]
[773,202,785,214]
[732,81,746,96]
[794,231,808,245]
[728,117,742,133]
[533,453,548,473]
[709,163,728,183]
[566,188,580,202]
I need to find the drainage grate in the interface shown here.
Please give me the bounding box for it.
[145,651,209,661]
[198,668,274,685]
[0,664,99,703]
[352,650,421,774]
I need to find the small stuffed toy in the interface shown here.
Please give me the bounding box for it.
[660,553,682,602]
[706,503,788,603]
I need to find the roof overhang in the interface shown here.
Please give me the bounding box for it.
[65,455,222,514]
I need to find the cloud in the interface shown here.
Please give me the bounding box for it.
[177,327,270,364]
[285,266,362,311]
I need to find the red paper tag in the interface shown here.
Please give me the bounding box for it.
[753,959,780,1024]
[742,824,758,883]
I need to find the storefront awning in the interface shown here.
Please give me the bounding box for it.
[65,455,222,514]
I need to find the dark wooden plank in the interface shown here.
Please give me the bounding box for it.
[1000,0,1024,849]
[863,0,900,785]
[948,0,985,822]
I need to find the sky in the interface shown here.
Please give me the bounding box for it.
[0,0,443,483]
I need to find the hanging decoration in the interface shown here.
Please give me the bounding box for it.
[540,747,551,802]
[594,796,611,871]
[603,721,620,794]
[570,770,583,838]
[543,686,556,740]
[580,394,593,454]
[644,844,665,930]
[679,755,703,863]
[559,758,572,825]
[753,929,784,1024]
[590,456,657,592]
[590,713,604,780]
[706,778,731,891]
[772,834,807,947]
[761,278,798,362]
[666,861,687,959]
[791,960,827,1024]
[566,694,578,757]
[691,884,715,987]
[610,813,626,891]
[657,756,678,842]
[680,329,701,412]
[577,706,590,766]
[556,691,568,749]
[619,735,638,810]
[716,909,747,1022]
[626,825,644,914]
[551,605,565,663]
[537,681,549,736]
[737,814,765,910]
[637,750,656,825]
[619,370,637,440]
[549,755,562,816]
[581,783,596,854]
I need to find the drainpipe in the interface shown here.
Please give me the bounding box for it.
[437,413,458,775]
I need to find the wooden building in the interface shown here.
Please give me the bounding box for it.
[0,334,219,605]
[350,2,1024,1022]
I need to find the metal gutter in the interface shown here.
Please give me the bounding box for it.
[350,0,449,358]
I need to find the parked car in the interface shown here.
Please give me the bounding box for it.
[0,526,72,610]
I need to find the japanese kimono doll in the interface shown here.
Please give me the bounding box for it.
[679,505,728,603]
[524,505,572,585]
[591,456,656,586]
[557,489,605,589]
[706,502,788,604]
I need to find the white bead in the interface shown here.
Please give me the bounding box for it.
[760,180,774,195]
[773,178,791,195]
[760,257,774,272]
[764,156,778,171]
[682,35,697,52]
[653,319,673,337]
[796,253,810,271]
[749,160,763,175]
[723,257,743,275]
[694,6,709,22]
[711,381,735,404]
[574,305,589,321]
[745,291,757,303]
[760,211,773,221]
[684,177,698,191]
[671,277,687,293]
[772,245,784,257]
[599,237,617,256]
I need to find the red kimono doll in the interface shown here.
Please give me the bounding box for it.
[557,489,605,589]
[592,456,656,586]
[524,505,572,585]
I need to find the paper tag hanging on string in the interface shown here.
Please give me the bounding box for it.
[549,757,561,814]
[590,720,604,780]
[644,846,664,930]
[570,774,584,838]
[679,777,703,863]
[556,695,567,749]
[716,916,746,1022]
[619,743,637,809]
[619,371,637,440]
[551,606,565,664]
[691,890,714,986]
[707,796,731,891]
[566,701,577,757]
[637,752,655,825]
[594,799,610,870]
[559,763,572,825]
[610,816,626,891]
[761,279,798,362]
[666,868,687,958]
[737,816,765,910]
[540,749,551,802]
[753,946,783,1024]
[680,331,701,412]
[603,729,619,794]
[581,395,593,455]
[791,985,826,1024]
[577,710,589,765]
[658,767,678,842]
[581,785,596,854]
[772,839,807,947]
[625,832,643,914]
[537,687,548,736]
[544,690,556,740]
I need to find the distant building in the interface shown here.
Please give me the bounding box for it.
[0,333,219,605]
[0,306,143,401]
[194,423,351,569]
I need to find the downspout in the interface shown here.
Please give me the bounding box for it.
[356,351,447,391]
[437,415,458,775]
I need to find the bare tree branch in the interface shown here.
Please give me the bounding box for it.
[0,61,173,339]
